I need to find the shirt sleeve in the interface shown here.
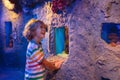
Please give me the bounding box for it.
[27,42,44,63]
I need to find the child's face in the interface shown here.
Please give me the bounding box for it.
[35,27,46,39]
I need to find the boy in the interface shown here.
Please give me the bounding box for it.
[23,19,61,80]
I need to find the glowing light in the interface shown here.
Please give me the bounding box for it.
[9,11,19,20]
[2,0,15,10]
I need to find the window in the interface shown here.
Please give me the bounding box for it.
[55,26,69,54]
[46,26,69,77]
[101,23,120,47]
[5,21,13,48]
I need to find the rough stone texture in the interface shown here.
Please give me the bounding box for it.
[54,0,120,80]
[0,0,120,80]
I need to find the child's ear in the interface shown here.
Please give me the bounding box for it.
[34,31,37,36]
[31,31,36,36]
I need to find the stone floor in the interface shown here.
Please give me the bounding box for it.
[0,67,57,80]
[0,68,24,80]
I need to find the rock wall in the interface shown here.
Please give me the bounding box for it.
[51,0,120,80]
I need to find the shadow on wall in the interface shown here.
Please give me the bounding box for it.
[101,77,110,80]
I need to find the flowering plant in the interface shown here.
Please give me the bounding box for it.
[52,0,75,13]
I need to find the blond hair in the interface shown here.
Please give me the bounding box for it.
[23,19,47,41]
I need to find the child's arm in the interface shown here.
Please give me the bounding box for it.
[30,47,62,71]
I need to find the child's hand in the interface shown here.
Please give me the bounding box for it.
[42,58,65,71]
[47,60,64,71]
[54,61,62,69]
[54,60,64,69]
[47,62,58,71]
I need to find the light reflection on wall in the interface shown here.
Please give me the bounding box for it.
[2,0,20,22]
[2,0,15,10]
[8,11,20,21]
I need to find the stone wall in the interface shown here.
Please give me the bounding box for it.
[51,0,120,80]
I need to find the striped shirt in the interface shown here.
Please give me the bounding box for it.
[25,40,46,80]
